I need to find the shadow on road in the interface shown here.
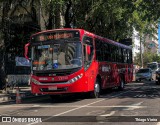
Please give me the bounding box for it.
[1,80,159,105]
[100,80,160,100]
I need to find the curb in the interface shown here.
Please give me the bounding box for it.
[0,91,47,104]
[0,91,33,102]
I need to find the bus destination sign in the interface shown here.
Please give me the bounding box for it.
[32,31,80,42]
[39,33,73,41]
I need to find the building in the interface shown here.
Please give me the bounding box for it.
[132,26,159,61]
[144,24,158,54]
[144,34,158,54]
[132,28,141,61]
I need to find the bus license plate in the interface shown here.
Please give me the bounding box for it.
[48,86,57,90]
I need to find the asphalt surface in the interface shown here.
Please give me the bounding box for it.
[0,81,160,125]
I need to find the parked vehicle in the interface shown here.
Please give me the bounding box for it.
[147,62,159,72]
[155,69,160,85]
[135,68,152,81]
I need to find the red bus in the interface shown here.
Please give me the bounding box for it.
[25,28,133,98]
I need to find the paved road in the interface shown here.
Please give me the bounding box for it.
[0,81,160,125]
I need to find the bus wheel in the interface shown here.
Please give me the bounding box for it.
[118,79,125,91]
[90,79,100,98]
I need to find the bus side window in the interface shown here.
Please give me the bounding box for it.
[95,39,102,61]
[110,45,115,62]
[83,36,94,69]
[122,48,127,63]
[119,48,122,63]
[104,43,110,61]
[129,50,132,64]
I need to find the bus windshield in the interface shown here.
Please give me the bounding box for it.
[32,42,82,70]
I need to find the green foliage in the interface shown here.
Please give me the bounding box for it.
[73,0,136,41]
[1,0,159,40]
[0,0,160,88]
[134,51,160,67]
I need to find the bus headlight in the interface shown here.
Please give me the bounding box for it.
[31,78,41,85]
[68,73,83,83]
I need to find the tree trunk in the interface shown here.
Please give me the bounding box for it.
[140,35,143,68]
[0,46,7,90]
[0,2,9,90]
[64,0,72,28]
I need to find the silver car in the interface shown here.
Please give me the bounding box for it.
[136,68,152,81]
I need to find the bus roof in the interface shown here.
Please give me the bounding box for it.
[84,30,132,50]
[31,28,82,36]
[31,28,132,50]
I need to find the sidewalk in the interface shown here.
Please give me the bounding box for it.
[0,86,33,103]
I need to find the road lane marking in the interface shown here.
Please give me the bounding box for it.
[26,87,139,125]
[123,106,145,110]
[121,111,139,116]
[132,101,144,106]
[157,122,160,125]
[86,110,105,115]
[123,101,144,110]
[33,105,40,107]
[53,99,106,116]
[134,94,160,98]
[0,87,140,109]
[26,99,106,125]
[100,111,116,116]
[96,111,116,123]
[0,105,147,108]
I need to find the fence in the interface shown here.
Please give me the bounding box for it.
[5,54,31,87]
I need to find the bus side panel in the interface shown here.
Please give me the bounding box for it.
[115,63,121,87]
[125,64,128,83]
[111,63,120,87]
[124,64,133,83]
[117,63,133,84]
[98,62,122,89]
[98,62,111,89]
[85,61,99,92]
[127,64,132,83]
[118,63,126,84]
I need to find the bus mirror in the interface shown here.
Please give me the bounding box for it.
[24,42,30,60]
[85,40,90,44]
[86,45,91,55]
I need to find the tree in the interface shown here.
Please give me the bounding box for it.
[39,0,64,30]
[0,0,40,89]
[130,0,160,67]
[1,0,160,90]
[74,0,136,41]
[134,51,160,67]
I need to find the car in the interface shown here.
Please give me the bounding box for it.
[155,69,160,85]
[135,68,152,81]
